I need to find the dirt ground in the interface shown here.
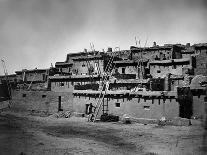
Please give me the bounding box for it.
[0,110,206,155]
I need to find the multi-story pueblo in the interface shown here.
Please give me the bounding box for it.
[0,42,207,154]
[1,42,206,121]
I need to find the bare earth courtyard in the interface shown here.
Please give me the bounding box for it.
[0,110,206,155]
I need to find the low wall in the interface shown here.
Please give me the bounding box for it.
[10,90,73,115]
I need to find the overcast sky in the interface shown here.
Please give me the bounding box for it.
[0,0,206,75]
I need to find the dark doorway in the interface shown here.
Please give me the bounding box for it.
[179,100,193,119]
[177,87,193,119]
[58,96,63,111]
[85,104,89,114]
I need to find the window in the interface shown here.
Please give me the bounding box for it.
[60,82,64,87]
[22,94,26,97]
[157,70,161,73]
[115,103,120,107]
[42,74,46,81]
[42,95,46,98]
[82,64,85,67]
[143,106,150,110]
[122,68,125,74]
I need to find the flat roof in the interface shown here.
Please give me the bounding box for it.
[72,55,103,61]
[15,68,49,74]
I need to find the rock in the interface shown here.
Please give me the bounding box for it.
[121,114,131,124]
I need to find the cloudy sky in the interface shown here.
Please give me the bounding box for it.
[0,0,206,75]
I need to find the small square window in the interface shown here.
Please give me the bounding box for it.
[42,95,46,98]
[122,68,125,74]
[157,70,161,73]
[60,82,64,87]
[22,94,26,97]
[143,106,150,110]
[115,102,120,107]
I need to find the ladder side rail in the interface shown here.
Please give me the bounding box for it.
[27,72,38,90]
[93,64,115,122]
[93,92,106,122]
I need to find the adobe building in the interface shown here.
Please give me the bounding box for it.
[149,58,192,78]
[49,74,101,92]
[55,62,73,75]
[6,42,207,123]
[131,44,183,62]
[15,68,50,83]
[0,74,17,84]
[112,60,138,79]
[72,54,104,76]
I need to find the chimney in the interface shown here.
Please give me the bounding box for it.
[84,48,87,53]
[153,42,157,47]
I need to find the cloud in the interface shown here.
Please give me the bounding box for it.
[0,0,206,75]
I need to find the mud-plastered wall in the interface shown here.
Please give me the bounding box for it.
[192,95,206,119]
[73,95,103,117]
[107,97,179,119]
[11,90,73,115]
[73,94,179,119]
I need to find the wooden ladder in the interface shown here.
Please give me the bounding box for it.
[92,52,116,122]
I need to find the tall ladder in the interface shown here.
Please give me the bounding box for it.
[92,50,116,122]
[27,71,38,90]
[1,59,12,107]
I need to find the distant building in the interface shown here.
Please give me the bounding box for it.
[131,44,183,62]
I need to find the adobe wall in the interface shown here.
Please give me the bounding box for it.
[73,60,104,75]
[73,95,103,118]
[25,72,45,82]
[73,94,179,119]
[192,95,206,119]
[107,97,179,119]
[150,65,186,78]
[117,66,137,75]
[51,81,73,92]
[11,90,73,115]
[194,49,207,76]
